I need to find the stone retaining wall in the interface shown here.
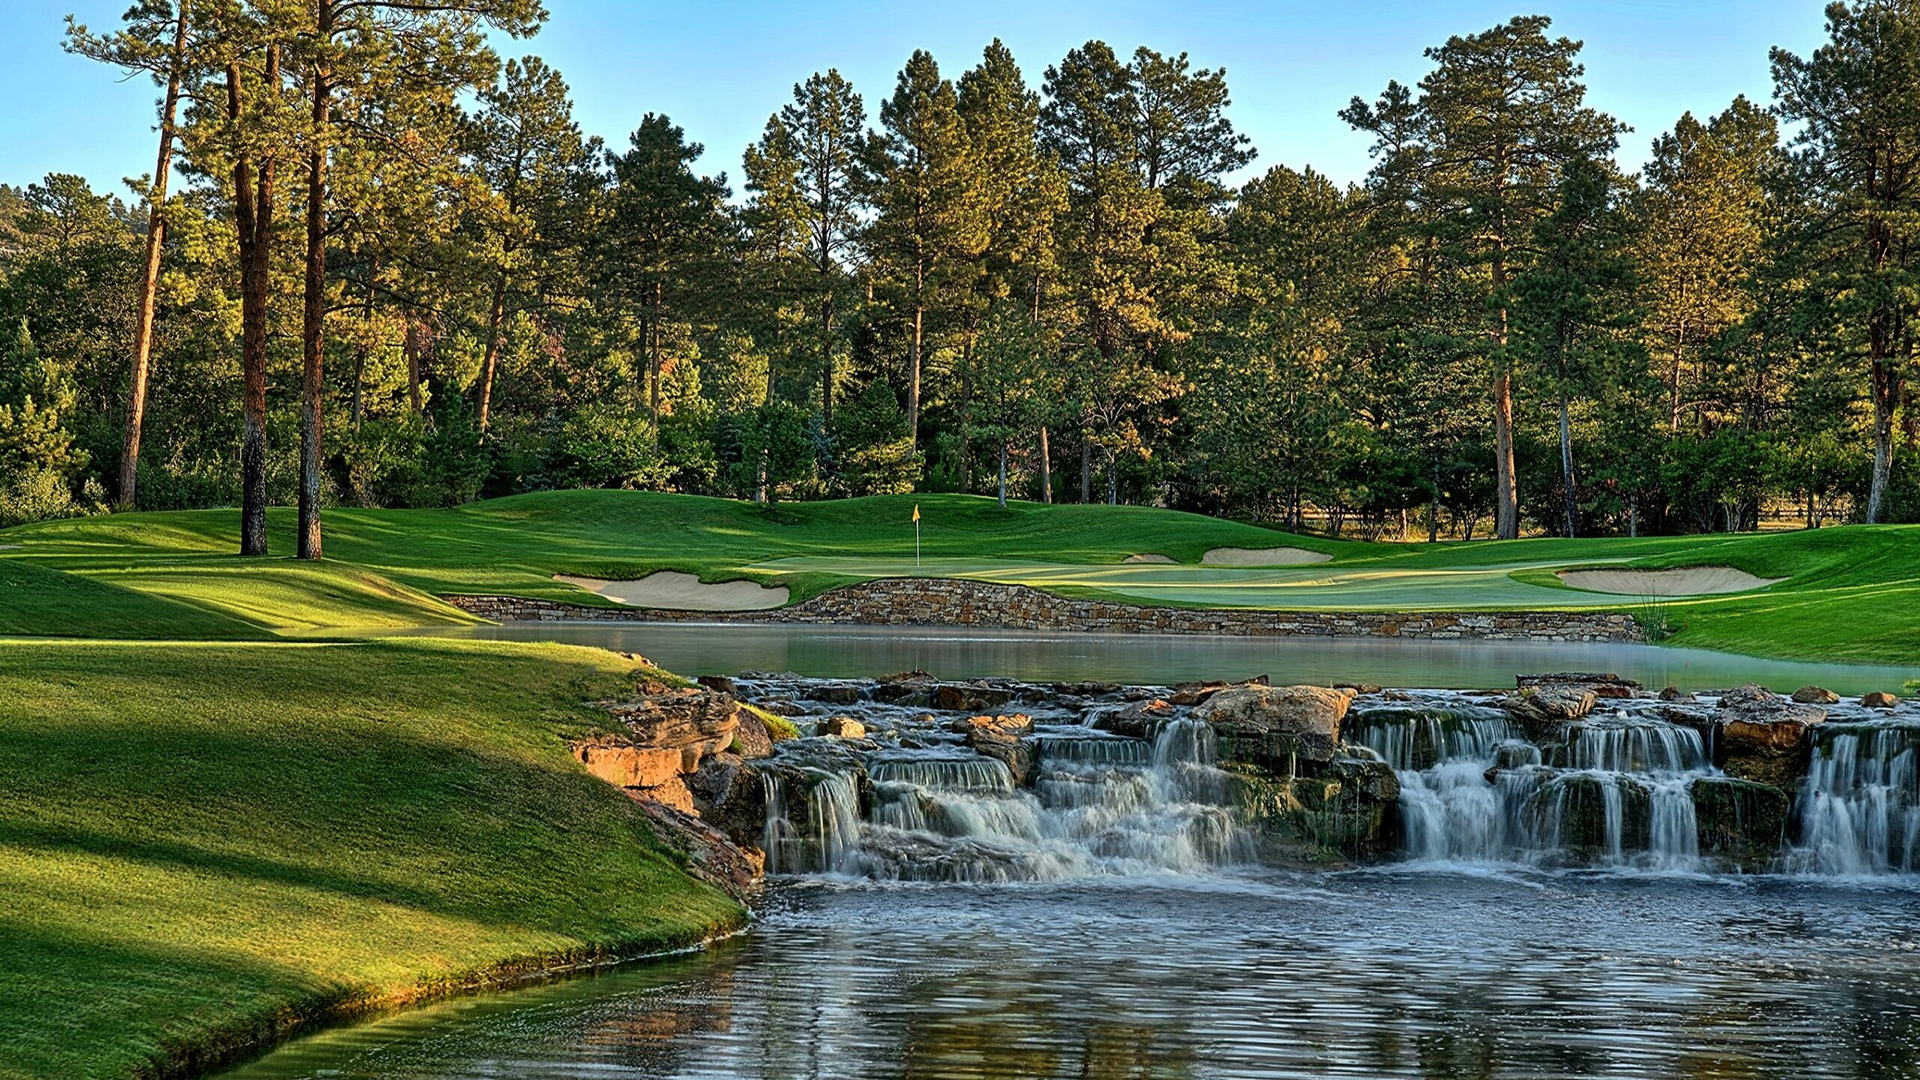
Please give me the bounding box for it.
[445,578,1643,643]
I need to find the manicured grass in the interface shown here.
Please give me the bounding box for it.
[2,490,1916,663]
[0,637,744,1080]
[0,560,263,640]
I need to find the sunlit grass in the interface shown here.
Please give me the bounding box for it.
[0,636,742,1080]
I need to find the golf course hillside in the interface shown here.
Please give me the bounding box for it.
[0,637,744,1080]
[2,489,1917,664]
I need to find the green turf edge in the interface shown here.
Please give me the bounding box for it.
[0,637,748,1080]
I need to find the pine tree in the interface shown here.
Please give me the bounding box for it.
[1344,16,1624,538]
[1772,0,1920,524]
[863,50,987,450]
[605,114,732,424]
[743,71,866,429]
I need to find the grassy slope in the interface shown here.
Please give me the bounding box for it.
[0,637,743,1080]
[1,490,1915,663]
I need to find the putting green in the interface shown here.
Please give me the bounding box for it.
[747,556,1649,610]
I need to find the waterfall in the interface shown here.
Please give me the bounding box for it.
[1352,703,1714,871]
[761,717,1247,883]
[1782,721,1920,875]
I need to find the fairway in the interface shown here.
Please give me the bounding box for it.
[2,490,1917,664]
[745,555,1646,609]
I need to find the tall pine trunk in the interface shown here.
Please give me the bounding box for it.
[996,439,1007,507]
[297,14,331,562]
[231,51,276,558]
[1079,440,1091,503]
[1558,389,1577,538]
[1492,250,1519,539]
[1866,307,1901,524]
[118,0,189,512]
[477,270,507,431]
[1038,425,1051,503]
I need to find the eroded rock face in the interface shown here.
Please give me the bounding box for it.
[574,688,764,894]
[1712,685,1823,789]
[597,690,742,778]
[687,751,768,847]
[1193,685,1356,769]
[1691,775,1790,870]
[1230,754,1401,863]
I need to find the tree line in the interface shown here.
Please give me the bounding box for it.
[2,0,1916,553]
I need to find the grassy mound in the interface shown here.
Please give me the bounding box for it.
[0,637,744,1080]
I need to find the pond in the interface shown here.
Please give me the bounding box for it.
[224,629,1920,1080]
[219,870,1920,1080]
[390,620,1920,696]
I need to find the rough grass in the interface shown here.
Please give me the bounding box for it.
[0,637,744,1080]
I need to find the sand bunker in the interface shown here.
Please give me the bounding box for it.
[1201,546,1334,567]
[1123,553,1176,564]
[556,572,790,611]
[1557,566,1784,597]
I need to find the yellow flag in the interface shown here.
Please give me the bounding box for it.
[912,504,920,523]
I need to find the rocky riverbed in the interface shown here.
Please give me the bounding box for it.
[575,669,1917,887]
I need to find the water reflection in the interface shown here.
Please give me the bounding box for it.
[375,622,1920,695]
[220,871,1920,1080]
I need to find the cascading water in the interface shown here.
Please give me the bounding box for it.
[761,709,1247,883]
[1781,720,1920,875]
[1350,703,1717,870]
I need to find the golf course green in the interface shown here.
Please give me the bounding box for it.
[2,489,1916,664]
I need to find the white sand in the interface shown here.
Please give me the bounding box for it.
[556,572,790,611]
[1123,553,1176,564]
[1201,546,1334,567]
[1557,566,1784,597]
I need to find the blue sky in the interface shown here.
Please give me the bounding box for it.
[4,0,1830,199]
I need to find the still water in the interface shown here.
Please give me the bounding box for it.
[394,620,1920,695]
[220,870,1920,1080]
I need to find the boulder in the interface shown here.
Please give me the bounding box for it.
[932,682,1017,712]
[1792,685,1841,705]
[1713,690,1824,789]
[1051,680,1122,697]
[1168,680,1231,706]
[1194,685,1356,769]
[686,752,768,847]
[1657,686,1690,702]
[873,670,936,705]
[1518,672,1639,691]
[950,713,1035,738]
[631,792,764,896]
[1090,698,1177,739]
[821,716,867,739]
[1505,684,1597,726]
[578,690,741,787]
[807,683,863,706]
[1229,754,1401,863]
[1691,775,1790,871]
[1716,683,1775,708]
[696,674,739,695]
[1863,692,1900,710]
[733,711,775,758]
